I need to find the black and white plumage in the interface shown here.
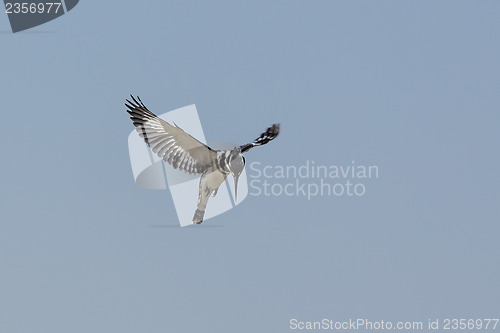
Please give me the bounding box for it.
[240,124,280,153]
[126,96,280,224]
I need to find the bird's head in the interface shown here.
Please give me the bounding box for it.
[229,148,245,201]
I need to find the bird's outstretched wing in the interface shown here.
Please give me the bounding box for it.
[240,124,280,153]
[126,96,215,174]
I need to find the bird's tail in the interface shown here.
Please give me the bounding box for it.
[240,124,280,153]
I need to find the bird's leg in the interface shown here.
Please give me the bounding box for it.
[193,172,212,224]
[192,209,205,225]
[204,187,211,197]
[212,188,218,197]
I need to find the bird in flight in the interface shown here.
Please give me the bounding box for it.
[126,96,280,224]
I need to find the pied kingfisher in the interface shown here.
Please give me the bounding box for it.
[126,96,280,224]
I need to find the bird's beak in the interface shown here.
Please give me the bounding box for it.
[233,174,239,202]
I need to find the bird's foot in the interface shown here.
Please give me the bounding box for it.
[192,209,205,225]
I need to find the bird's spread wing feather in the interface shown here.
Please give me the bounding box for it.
[240,124,280,153]
[126,96,215,174]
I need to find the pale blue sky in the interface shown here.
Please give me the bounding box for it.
[1,1,499,332]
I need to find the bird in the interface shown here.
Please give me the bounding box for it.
[126,95,280,224]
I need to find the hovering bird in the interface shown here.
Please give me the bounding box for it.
[126,96,280,224]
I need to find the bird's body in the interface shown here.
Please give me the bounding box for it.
[126,96,280,224]
[193,168,228,223]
